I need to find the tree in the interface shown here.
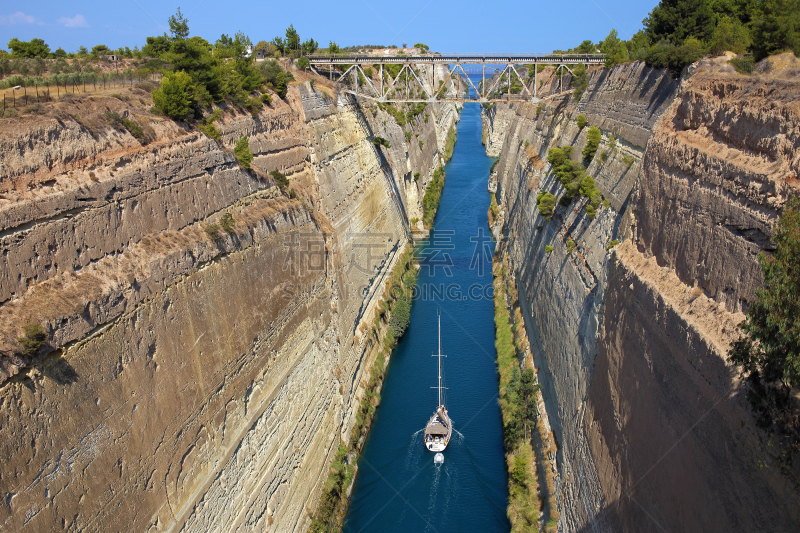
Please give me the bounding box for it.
[164,35,220,105]
[627,30,652,61]
[328,41,340,55]
[301,38,318,55]
[254,40,269,51]
[285,24,300,54]
[643,0,717,44]
[143,35,171,57]
[751,0,800,61]
[575,39,595,53]
[92,44,111,57]
[271,36,285,55]
[17,324,47,359]
[600,29,629,68]
[414,42,430,52]
[645,37,707,77]
[152,71,194,120]
[54,47,68,58]
[234,31,252,57]
[710,14,751,55]
[260,59,290,97]
[7,38,50,58]
[730,197,800,458]
[77,45,89,56]
[169,7,190,40]
[297,56,310,70]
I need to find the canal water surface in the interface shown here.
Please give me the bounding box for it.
[342,103,509,533]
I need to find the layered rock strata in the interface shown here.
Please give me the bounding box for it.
[0,77,457,532]
[485,56,800,531]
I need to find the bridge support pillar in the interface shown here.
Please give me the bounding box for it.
[482,62,485,99]
[508,64,511,101]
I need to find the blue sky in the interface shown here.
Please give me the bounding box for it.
[0,0,656,54]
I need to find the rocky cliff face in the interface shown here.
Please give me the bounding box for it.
[0,77,457,532]
[485,55,800,531]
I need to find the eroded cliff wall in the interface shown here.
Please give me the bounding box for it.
[0,76,457,532]
[485,56,800,531]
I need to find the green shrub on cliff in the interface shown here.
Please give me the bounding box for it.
[643,37,707,77]
[729,56,755,74]
[17,324,47,359]
[547,146,584,198]
[582,126,601,165]
[234,136,252,169]
[270,170,289,189]
[730,197,800,460]
[152,71,193,120]
[204,223,220,240]
[536,191,557,219]
[385,104,407,127]
[199,122,221,142]
[576,114,587,130]
[220,212,235,233]
[372,136,391,149]
[579,175,603,218]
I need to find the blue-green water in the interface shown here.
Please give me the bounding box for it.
[342,103,509,533]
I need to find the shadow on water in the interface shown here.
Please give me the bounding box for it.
[343,102,510,533]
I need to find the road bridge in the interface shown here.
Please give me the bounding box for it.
[307,53,604,103]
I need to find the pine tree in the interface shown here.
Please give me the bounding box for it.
[730,197,800,459]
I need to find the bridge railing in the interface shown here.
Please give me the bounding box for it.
[307,53,605,64]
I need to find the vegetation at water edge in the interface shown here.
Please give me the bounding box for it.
[493,257,552,532]
[422,166,446,229]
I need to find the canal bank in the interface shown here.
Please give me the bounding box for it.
[341,102,509,533]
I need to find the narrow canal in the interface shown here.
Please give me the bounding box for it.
[342,103,510,532]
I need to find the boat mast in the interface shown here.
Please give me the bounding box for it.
[438,314,442,407]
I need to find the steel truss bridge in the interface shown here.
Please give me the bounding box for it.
[307,54,605,104]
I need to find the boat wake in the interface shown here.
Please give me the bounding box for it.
[405,430,424,464]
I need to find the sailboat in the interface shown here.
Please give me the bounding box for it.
[424,314,452,452]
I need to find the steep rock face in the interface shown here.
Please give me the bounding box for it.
[485,62,677,531]
[586,57,800,532]
[488,56,800,532]
[0,80,457,532]
[637,66,800,311]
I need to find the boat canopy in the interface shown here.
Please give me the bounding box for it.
[425,424,449,435]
